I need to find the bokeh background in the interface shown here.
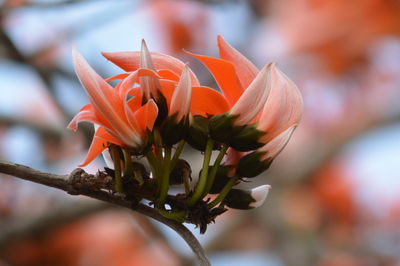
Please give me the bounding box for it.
[1,0,400,265]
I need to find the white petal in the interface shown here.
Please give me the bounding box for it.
[249,185,271,208]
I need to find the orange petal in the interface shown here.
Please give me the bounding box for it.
[159,79,178,109]
[185,50,243,107]
[105,73,129,82]
[126,87,143,112]
[158,69,180,81]
[217,35,258,89]
[133,99,159,134]
[258,65,303,143]
[79,127,123,167]
[170,65,192,121]
[67,104,111,131]
[191,86,230,116]
[230,63,273,125]
[102,51,200,86]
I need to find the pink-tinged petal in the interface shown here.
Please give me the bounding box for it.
[224,148,244,177]
[133,99,159,134]
[73,48,132,141]
[140,40,161,99]
[217,35,258,89]
[191,86,230,116]
[258,65,303,143]
[185,50,243,107]
[259,126,296,160]
[67,104,111,131]
[158,69,180,82]
[170,65,192,121]
[105,73,129,82]
[102,51,200,86]
[230,63,273,125]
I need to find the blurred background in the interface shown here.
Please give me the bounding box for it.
[0,0,400,265]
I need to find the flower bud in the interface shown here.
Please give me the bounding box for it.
[223,185,271,210]
[236,152,273,177]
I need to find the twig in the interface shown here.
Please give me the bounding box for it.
[0,160,210,266]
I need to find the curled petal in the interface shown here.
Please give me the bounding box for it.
[191,86,230,116]
[185,50,243,107]
[158,69,180,81]
[102,51,200,86]
[118,68,160,100]
[159,79,177,110]
[230,63,273,125]
[133,99,159,135]
[258,65,303,143]
[217,35,258,89]
[105,73,129,82]
[79,127,123,167]
[249,185,271,208]
[260,126,297,160]
[170,65,192,121]
[67,104,111,131]
[126,87,143,112]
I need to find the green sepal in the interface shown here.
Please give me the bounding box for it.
[208,165,234,194]
[161,114,189,146]
[229,124,265,151]
[209,113,266,152]
[223,188,255,210]
[169,159,192,185]
[209,113,237,144]
[236,152,273,177]
[185,115,210,151]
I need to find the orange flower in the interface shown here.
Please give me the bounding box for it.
[67,48,158,166]
[188,36,303,147]
[103,40,197,122]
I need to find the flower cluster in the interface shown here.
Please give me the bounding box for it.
[68,36,303,233]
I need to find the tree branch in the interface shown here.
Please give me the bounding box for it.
[0,160,210,266]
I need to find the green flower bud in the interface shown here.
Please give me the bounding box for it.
[185,115,210,151]
[236,152,273,177]
[224,185,270,210]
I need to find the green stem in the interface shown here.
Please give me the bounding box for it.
[145,150,159,177]
[187,139,214,206]
[110,145,123,193]
[170,140,185,170]
[207,176,238,209]
[204,144,228,196]
[122,149,133,178]
[157,146,172,208]
[183,170,191,195]
[158,208,186,223]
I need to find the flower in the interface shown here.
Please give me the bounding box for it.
[67,48,158,166]
[103,40,196,122]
